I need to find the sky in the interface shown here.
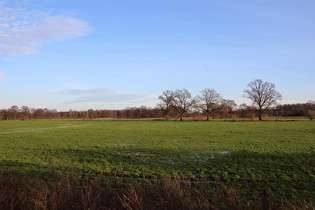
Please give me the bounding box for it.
[1,0,314,111]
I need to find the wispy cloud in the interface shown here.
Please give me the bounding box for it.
[0,1,90,56]
[0,71,7,82]
[54,88,116,95]
[54,88,157,106]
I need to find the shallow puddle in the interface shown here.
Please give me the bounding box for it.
[114,150,230,166]
[157,151,230,165]
[1,126,69,134]
[117,151,154,156]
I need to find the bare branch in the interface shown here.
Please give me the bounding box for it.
[243,79,282,120]
[196,88,222,121]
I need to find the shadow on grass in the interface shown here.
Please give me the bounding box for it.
[1,170,313,209]
[1,148,314,206]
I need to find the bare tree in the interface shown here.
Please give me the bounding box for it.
[0,110,3,120]
[157,90,175,118]
[220,99,237,119]
[33,108,45,119]
[196,88,222,121]
[8,105,20,120]
[238,103,256,119]
[88,109,96,119]
[307,110,315,121]
[21,106,31,120]
[173,88,195,121]
[243,79,282,121]
[306,100,315,111]
[69,109,74,118]
[1,109,10,120]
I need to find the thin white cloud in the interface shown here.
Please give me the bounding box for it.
[54,88,116,95]
[54,88,157,106]
[66,94,153,104]
[0,2,90,56]
[0,71,7,82]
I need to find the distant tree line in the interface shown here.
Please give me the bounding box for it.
[0,106,164,121]
[1,79,314,121]
[1,101,314,121]
[274,102,315,118]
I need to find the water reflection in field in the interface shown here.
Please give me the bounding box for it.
[2,126,70,134]
[115,150,230,165]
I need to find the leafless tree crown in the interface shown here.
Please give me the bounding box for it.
[157,90,175,117]
[243,79,282,120]
[172,89,195,121]
[196,88,222,120]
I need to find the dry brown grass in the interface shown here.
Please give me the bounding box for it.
[0,172,313,209]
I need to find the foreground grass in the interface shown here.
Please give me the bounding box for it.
[0,120,314,205]
[1,172,313,209]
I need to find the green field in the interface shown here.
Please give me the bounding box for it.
[0,120,314,202]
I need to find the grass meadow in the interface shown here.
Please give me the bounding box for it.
[0,119,314,208]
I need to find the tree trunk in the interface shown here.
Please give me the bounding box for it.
[206,115,209,121]
[259,107,263,121]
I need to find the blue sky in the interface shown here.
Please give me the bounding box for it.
[1,0,314,111]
